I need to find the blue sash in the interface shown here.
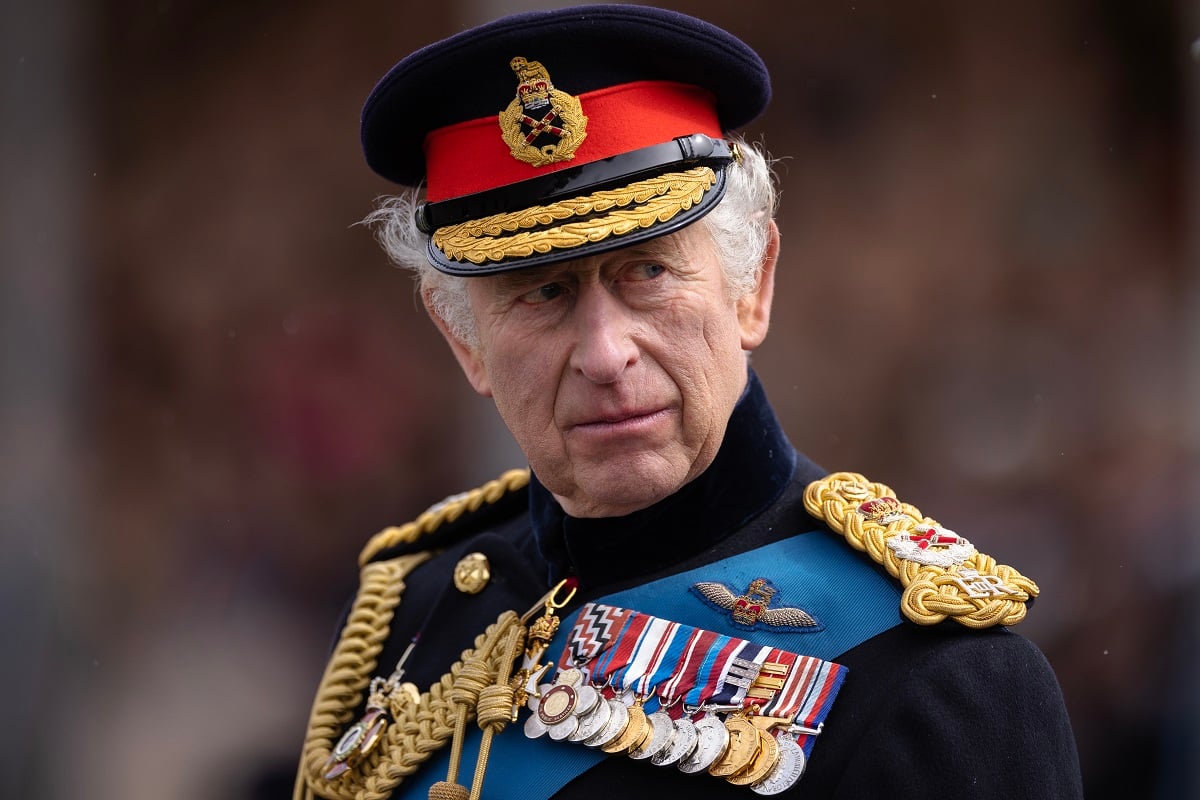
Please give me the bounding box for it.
[397,530,902,799]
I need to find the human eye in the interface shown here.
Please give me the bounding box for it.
[624,262,666,282]
[518,282,566,305]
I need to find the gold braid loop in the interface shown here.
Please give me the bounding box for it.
[298,608,524,800]
[296,552,430,800]
[803,471,1039,629]
[358,469,531,566]
[296,468,535,800]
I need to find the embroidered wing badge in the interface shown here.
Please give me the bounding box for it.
[690,577,822,633]
[498,56,587,167]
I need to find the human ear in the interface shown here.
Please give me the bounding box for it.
[737,219,778,350]
[422,289,493,397]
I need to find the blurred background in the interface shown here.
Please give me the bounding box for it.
[2,0,1197,797]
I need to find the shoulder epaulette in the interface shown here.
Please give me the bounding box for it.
[358,468,531,566]
[804,471,1038,629]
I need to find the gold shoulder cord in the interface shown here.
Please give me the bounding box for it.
[804,471,1039,629]
[295,469,532,800]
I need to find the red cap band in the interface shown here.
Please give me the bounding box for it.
[422,81,721,202]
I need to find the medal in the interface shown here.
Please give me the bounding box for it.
[629,709,675,760]
[529,601,848,793]
[584,696,629,748]
[569,688,613,742]
[707,713,761,777]
[727,729,780,786]
[651,715,698,766]
[601,698,650,754]
[322,639,420,780]
[751,733,806,795]
[678,714,729,773]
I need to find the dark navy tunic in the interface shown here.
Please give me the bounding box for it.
[347,372,1083,799]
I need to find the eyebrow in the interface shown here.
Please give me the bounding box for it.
[516,240,681,280]
[491,265,561,294]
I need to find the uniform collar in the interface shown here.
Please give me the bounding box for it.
[529,370,798,590]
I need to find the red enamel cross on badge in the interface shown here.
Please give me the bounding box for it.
[498,56,587,167]
[886,523,976,568]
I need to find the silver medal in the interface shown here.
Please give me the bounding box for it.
[751,734,807,795]
[524,712,550,738]
[652,717,698,766]
[584,697,628,748]
[629,710,674,760]
[570,690,612,742]
[523,682,554,739]
[548,714,579,740]
[677,715,729,774]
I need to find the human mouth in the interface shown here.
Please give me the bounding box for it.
[567,407,671,436]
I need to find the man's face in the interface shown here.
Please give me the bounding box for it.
[435,222,776,518]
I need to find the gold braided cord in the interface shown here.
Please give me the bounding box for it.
[358,469,531,567]
[297,468,535,800]
[431,167,717,265]
[803,472,1039,629]
[295,552,429,800]
[298,602,524,800]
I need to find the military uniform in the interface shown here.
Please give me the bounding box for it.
[294,5,1083,798]
[295,374,1082,799]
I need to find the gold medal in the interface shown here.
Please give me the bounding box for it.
[727,729,780,786]
[707,714,760,777]
[601,700,649,754]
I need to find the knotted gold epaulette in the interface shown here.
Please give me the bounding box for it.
[804,471,1039,630]
[296,468,533,800]
[357,468,531,566]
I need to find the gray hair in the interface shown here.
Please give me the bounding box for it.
[362,136,778,347]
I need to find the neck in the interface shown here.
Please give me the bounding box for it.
[529,370,796,590]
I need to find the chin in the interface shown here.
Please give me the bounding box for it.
[563,466,686,518]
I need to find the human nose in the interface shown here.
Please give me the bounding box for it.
[568,285,638,384]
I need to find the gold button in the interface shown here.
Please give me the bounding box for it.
[453,552,491,594]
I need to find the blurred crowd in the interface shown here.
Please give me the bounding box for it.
[3,1,1196,798]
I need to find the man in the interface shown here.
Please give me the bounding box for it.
[295,5,1082,799]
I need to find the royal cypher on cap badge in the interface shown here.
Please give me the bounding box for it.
[499,57,588,167]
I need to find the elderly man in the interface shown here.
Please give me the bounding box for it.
[294,5,1082,799]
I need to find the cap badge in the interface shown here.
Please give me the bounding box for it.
[690,578,822,633]
[499,56,588,167]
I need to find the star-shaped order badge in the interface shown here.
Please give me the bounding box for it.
[690,577,822,633]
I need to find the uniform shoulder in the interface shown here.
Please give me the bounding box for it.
[358,468,531,566]
[803,471,1041,631]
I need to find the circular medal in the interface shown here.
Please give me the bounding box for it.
[601,703,648,754]
[570,690,612,742]
[727,730,780,786]
[708,715,760,777]
[629,710,674,760]
[678,715,729,774]
[585,698,628,748]
[751,735,806,795]
[524,711,550,739]
[324,706,388,779]
[538,684,578,726]
[652,717,698,767]
[548,714,579,741]
[573,685,600,716]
